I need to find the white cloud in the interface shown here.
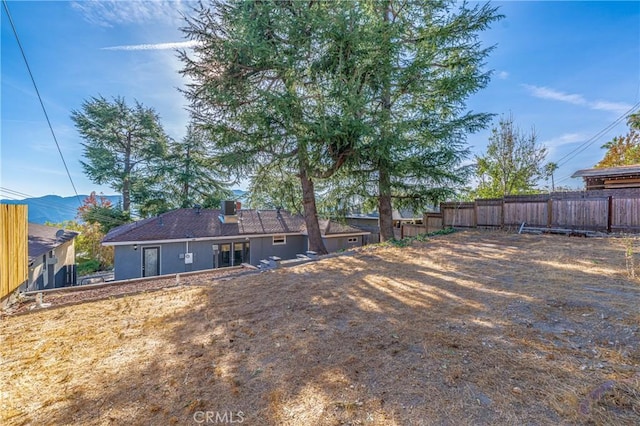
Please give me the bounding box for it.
[541,133,585,148]
[102,40,200,51]
[523,85,586,106]
[70,0,190,27]
[497,71,509,80]
[523,84,634,115]
[589,100,634,115]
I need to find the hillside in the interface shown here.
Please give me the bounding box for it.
[0,194,121,224]
[1,231,639,425]
[0,190,245,224]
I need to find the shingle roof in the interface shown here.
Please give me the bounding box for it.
[571,164,640,178]
[103,208,369,244]
[28,223,78,261]
[316,219,369,235]
[102,208,332,243]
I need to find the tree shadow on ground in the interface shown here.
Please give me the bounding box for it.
[48,231,640,425]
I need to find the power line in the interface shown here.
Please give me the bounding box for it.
[1,0,83,207]
[555,101,640,167]
[0,187,139,225]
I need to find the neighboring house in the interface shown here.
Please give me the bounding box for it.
[572,164,640,190]
[346,209,424,242]
[102,205,369,281]
[26,223,78,291]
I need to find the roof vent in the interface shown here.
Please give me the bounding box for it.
[193,204,202,214]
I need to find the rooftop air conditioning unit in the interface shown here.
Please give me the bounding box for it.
[222,200,237,216]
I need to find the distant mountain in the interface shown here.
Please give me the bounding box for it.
[0,195,122,224]
[1,191,247,224]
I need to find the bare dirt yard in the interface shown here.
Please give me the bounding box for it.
[1,230,639,425]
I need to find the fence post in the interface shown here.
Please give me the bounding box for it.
[500,199,505,229]
[607,195,613,233]
[547,198,553,228]
[473,200,478,228]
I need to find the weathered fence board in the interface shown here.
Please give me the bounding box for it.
[611,197,640,231]
[475,199,502,227]
[424,213,443,233]
[503,200,548,227]
[1,204,28,300]
[441,202,475,228]
[434,189,640,234]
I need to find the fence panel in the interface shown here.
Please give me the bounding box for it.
[611,197,640,231]
[503,200,548,227]
[441,202,475,228]
[424,213,443,232]
[475,199,502,227]
[402,224,426,238]
[551,198,608,230]
[1,204,28,300]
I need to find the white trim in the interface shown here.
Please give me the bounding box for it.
[322,232,370,238]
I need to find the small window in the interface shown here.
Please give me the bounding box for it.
[348,237,358,243]
[272,235,286,245]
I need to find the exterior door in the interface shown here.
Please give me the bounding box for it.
[218,244,231,268]
[142,247,160,277]
[233,242,250,266]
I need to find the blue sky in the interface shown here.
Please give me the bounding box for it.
[1,1,639,201]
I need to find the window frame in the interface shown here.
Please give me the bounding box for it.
[272,235,286,245]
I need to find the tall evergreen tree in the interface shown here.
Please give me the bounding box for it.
[165,124,232,209]
[71,96,169,212]
[180,1,374,254]
[319,1,501,240]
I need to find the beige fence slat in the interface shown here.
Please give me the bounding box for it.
[1,204,29,300]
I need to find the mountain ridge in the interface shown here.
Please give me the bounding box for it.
[1,190,246,224]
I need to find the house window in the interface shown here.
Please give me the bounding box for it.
[348,237,358,243]
[272,235,286,245]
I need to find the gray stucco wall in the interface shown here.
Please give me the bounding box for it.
[249,235,307,264]
[323,235,363,253]
[113,235,310,281]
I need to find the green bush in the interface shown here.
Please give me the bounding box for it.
[77,259,101,276]
[388,227,456,248]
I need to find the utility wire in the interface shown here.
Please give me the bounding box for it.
[555,101,640,167]
[2,0,83,207]
[0,187,139,224]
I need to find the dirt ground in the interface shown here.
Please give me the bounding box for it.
[1,230,639,425]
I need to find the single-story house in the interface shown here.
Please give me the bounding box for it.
[572,164,640,190]
[25,223,78,291]
[102,205,370,281]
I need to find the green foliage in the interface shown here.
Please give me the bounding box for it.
[385,227,457,248]
[474,114,548,198]
[596,114,640,168]
[180,0,381,253]
[163,124,232,210]
[77,259,101,276]
[320,0,502,238]
[71,96,169,212]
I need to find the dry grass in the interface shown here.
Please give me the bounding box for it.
[1,230,639,425]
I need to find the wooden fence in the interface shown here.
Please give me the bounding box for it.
[1,204,28,300]
[400,189,640,237]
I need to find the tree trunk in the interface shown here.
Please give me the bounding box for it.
[377,0,395,242]
[378,166,395,241]
[299,163,328,255]
[123,145,131,212]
